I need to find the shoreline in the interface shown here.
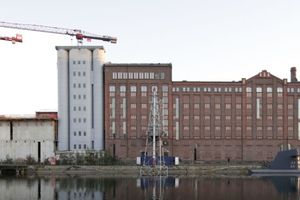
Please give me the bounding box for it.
[34,164,260,177]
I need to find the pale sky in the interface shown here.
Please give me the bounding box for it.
[1,0,300,114]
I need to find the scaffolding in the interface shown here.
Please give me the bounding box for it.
[140,86,169,176]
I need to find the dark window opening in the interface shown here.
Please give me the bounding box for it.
[10,121,13,140]
[38,142,41,163]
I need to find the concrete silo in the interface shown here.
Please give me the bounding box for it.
[56,46,105,151]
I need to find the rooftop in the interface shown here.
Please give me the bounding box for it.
[104,63,172,68]
[55,46,104,51]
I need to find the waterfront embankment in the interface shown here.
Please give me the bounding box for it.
[35,164,261,177]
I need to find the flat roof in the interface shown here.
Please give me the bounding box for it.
[172,81,242,84]
[0,116,57,121]
[55,46,104,50]
[104,63,172,67]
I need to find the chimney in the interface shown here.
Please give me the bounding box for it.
[291,67,298,82]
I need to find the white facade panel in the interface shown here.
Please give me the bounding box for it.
[0,122,10,140]
[93,49,105,150]
[57,49,69,150]
[57,46,105,151]
[69,48,93,151]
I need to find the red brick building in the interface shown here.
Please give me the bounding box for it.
[104,64,300,162]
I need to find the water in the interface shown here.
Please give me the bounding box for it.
[0,176,299,200]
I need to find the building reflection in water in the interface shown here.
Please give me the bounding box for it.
[1,176,300,199]
[136,176,179,200]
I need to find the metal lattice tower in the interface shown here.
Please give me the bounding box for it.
[140,86,168,176]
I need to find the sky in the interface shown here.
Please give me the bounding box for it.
[1,0,300,114]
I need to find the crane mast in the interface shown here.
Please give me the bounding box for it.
[0,34,22,44]
[0,21,117,44]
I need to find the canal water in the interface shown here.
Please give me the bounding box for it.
[0,176,299,200]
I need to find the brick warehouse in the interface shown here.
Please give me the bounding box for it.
[104,64,300,162]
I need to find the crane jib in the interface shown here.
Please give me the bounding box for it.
[0,21,117,43]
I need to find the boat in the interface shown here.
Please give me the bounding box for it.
[250,149,300,175]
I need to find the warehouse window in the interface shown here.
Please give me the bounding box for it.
[118,72,123,79]
[130,86,137,92]
[110,98,115,119]
[175,98,179,119]
[139,72,144,79]
[162,85,168,92]
[123,72,128,79]
[225,104,231,109]
[120,85,126,92]
[112,121,116,135]
[267,87,272,93]
[122,98,126,118]
[128,73,133,79]
[150,73,154,79]
[256,98,261,119]
[298,99,300,119]
[175,122,179,140]
[298,122,300,140]
[256,87,262,93]
[123,122,126,134]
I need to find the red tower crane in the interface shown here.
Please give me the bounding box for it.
[0,21,117,44]
[0,34,22,44]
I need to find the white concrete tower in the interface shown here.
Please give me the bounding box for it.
[56,46,105,151]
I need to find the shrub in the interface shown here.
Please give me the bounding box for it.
[25,155,37,165]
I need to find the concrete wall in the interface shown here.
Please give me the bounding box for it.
[0,120,55,162]
[57,49,69,151]
[92,49,105,150]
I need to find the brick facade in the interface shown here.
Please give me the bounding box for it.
[104,64,300,162]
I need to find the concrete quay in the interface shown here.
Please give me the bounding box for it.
[35,164,260,177]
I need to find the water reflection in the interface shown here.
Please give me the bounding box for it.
[0,176,300,200]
